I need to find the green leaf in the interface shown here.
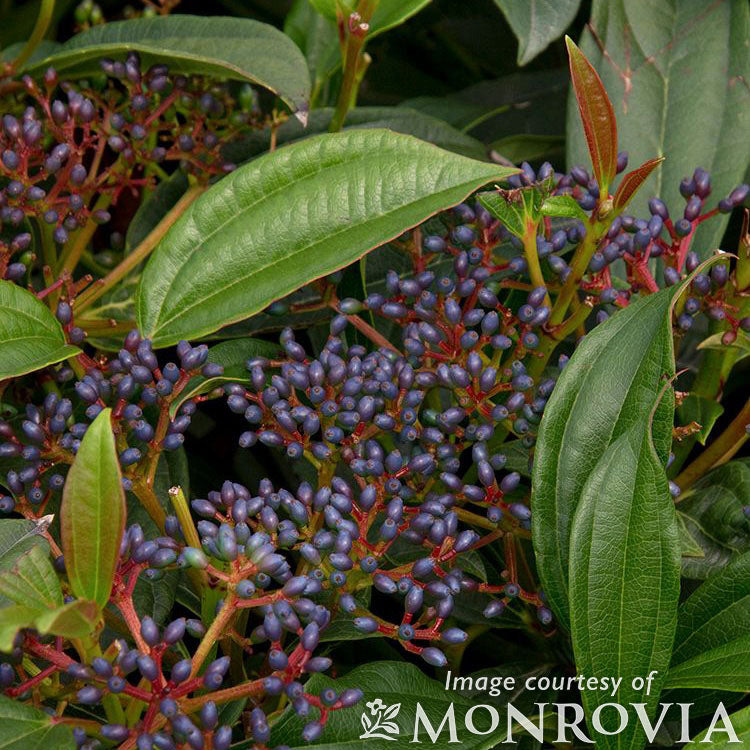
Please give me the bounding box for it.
[567,0,750,254]
[0,280,80,379]
[168,338,281,418]
[34,599,100,640]
[540,194,589,221]
[664,634,750,691]
[692,705,750,747]
[285,0,340,98]
[368,0,432,39]
[677,394,724,446]
[569,415,680,750]
[678,513,706,559]
[677,459,750,580]
[24,16,311,115]
[308,0,431,38]
[698,330,750,363]
[137,129,515,347]
[0,545,62,609]
[494,0,581,65]
[0,606,41,652]
[673,551,750,667]
[269,661,533,749]
[223,106,488,163]
[0,518,49,572]
[478,187,543,239]
[565,36,618,194]
[0,693,75,749]
[61,408,126,608]
[532,288,676,627]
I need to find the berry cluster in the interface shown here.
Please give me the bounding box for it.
[0,51,262,284]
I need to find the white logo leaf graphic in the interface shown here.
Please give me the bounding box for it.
[361,713,372,732]
[382,703,401,721]
[380,721,400,734]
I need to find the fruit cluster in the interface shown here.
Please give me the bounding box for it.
[0,51,262,285]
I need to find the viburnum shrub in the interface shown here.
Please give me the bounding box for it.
[0,1,748,749]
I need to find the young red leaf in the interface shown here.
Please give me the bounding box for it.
[565,36,618,194]
[613,156,666,210]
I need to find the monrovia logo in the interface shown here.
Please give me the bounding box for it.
[358,700,742,744]
[360,699,401,740]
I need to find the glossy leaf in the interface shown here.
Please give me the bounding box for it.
[169,338,281,418]
[664,635,750,691]
[0,545,62,609]
[613,157,664,210]
[567,0,750,254]
[223,106,487,163]
[137,129,515,347]
[565,36,618,193]
[24,15,310,114]
[692,705,750,747]
[61,408,126,608]
[673,551,750,667]
[678,459,750,580]
[0,694,75,749]
[494,0,581,65]
[0,280,80,380]
[532,288,676,627]
[569,417,680,750]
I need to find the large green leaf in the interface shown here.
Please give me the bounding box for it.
[531,288,676,628]
[494,0,581,65]
[60,408,126,608]
[0,694,75,749]
[267,661,542,749]
[664,634,750,692]
[569,416,680,750]
[692,705,750,747]
[677,459,750,580]
[0,280,80,379]
[567,0,750,254]
[673,550,750,667]
[223,107,487,163]
[0,545,62,609]
[137,129,515,347]
[24,15,311,114]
